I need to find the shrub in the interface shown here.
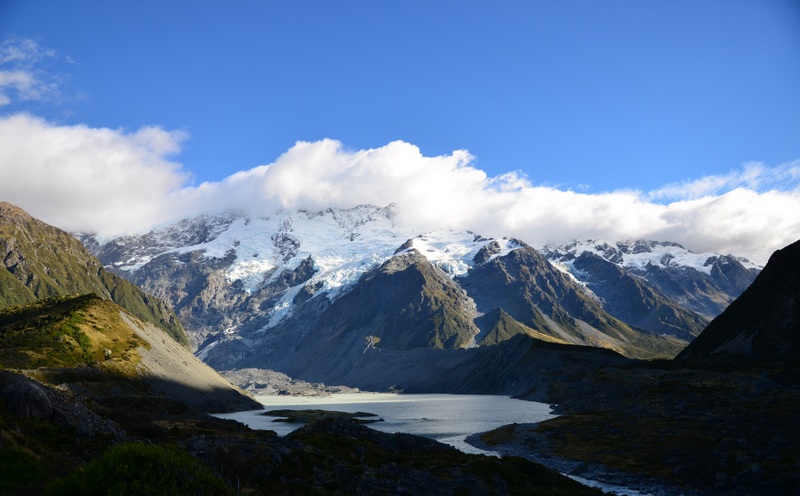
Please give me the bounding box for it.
[0,448,44,493]
[44,442,233,496]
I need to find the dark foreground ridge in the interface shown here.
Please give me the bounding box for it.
[0,295,602,494]
[0,370,603,495]
[472,238,800,496]
[473,363,800,495]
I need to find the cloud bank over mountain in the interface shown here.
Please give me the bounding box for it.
[1,113,798,265]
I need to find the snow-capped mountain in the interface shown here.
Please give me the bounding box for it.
[542,239,761,319]
[82,205,523,350]
[78,205,759,386]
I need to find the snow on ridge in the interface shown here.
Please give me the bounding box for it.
[484,237,524,264]
[402,232,525,277]
[548,258,602,302]
[543,239,762,275]
[282,207,410,293]
[407,232,484,277]
[227,207,412,324]
[108,206,407,295]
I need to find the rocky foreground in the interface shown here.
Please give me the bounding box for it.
[0,296,601,495]
[222,367,360,396]
[1,366,605,495]
[469,361,800,496]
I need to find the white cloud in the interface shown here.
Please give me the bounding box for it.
[0,114,189,234]
[1,114,798,265]
[0,37,61,106]
[0,37,56,65]
[649,160,800,200]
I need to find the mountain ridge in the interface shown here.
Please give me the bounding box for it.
[542,238,760,319]
[73,205,755,387]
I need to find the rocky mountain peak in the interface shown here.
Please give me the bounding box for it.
[0,201,34,223]
[373,248,428,276]
[472,238,525,265]
[543,238,760,319]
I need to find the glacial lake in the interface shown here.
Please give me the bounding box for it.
[214,393,557,454]
[216,394,653,495]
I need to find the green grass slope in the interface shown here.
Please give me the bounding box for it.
[0,294,146,372]
[0,202,186,346]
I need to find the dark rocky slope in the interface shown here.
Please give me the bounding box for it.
[542,239,760,319]
[568,251,708,340]
[480,239,800,495]
[461,242,686,358]
[677,238,800,361]
[306,248,481,351]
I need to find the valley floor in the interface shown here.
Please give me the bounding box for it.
[1,368,604,495]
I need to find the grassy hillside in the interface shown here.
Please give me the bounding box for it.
[0,202,187,346]
[0,294,146,372]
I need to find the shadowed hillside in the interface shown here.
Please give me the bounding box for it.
[677,238,800,362]
[0,295,602,495]
[495,240,800,495]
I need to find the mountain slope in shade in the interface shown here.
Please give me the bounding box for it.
[475,307,569,346]
[677,238,800,361]
[460,241,686,358]
[0,202,187,346]
[543,239,760,319]
[565,252,708,340]
[308,248,480,350]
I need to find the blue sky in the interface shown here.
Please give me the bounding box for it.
[3,0,799,190]
[0,1,799,263]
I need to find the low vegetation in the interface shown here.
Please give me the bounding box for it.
[490,363,800,494]
[0,293,606,495]
[0,202,187,347]
[0,294,144,374]
[44,442,233,496]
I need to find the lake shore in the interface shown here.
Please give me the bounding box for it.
[466,422,697,496]
[214,392,556,453]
